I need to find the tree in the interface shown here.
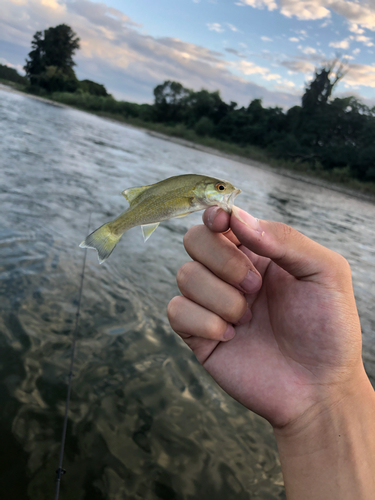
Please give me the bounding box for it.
[302,59,346,112]
[24,24,80,91]
[79,79,109,97]
[153,80,191,122]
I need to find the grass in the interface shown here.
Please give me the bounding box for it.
[1,79,375,198]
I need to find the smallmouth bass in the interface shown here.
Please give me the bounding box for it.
[80,174,241,264]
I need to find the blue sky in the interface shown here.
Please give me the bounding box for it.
[1,0,375,108]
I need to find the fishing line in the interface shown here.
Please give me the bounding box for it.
[54,214,91,500]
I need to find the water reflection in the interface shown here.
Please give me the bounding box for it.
[1,88,374,498]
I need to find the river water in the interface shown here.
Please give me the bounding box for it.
[0,87,374,499]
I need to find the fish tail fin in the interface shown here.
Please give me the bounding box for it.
[79,223,122,264]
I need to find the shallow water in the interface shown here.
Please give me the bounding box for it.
[0,88,374,499]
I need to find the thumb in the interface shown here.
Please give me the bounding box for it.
[231,206,338,280]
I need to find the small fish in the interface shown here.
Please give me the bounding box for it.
[79,174,241,264]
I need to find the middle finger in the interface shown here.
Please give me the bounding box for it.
[177,261,251,324]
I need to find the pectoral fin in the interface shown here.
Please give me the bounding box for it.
[174,213,189,218]
[141,222,160,242]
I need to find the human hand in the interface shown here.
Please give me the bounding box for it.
[167,206,367,430]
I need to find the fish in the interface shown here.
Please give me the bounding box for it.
[79,173,241,264]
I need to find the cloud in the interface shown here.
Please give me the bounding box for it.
[350,35,374,47]
[206,22,224,32]
[236,0,277,10]
[344,62,375,88]
[237,60,281,80]
[302,46,317,54]
[280,0,331,20]
[241,0,375,31]
[329,38,350,48]
[0,0,300,108]
[261,36,273,41]
[280,58,316,74]
[225,47,245,57]
[226,23,239,32]
[348,23,364,35]
[289,37,299,42]
[352,48,360,55]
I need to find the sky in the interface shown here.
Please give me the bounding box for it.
[1,0,375,108]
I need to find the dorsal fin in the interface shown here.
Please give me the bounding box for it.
[121,186,149,204]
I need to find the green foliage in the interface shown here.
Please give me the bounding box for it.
[79,79,109,97]
[17,28,375,189]
[24,24,80,91]
[0,64,27,85]
[50,91,153,122]
[195,117,214,136]
[302,60,344,111]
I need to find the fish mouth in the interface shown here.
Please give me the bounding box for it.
[217,188,241,213]
[226,188,241,209]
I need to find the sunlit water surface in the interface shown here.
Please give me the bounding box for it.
[1,88,374,499]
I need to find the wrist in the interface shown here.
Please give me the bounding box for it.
[273,369,375,499]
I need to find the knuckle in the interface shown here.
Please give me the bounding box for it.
[183,224,203,252]
[331,252,351,276]
[206,316,226,339]
[227,298,247,323]
[277,222,295,243]
[222,251,250,283]
[176,261,198,291]
[167,296,183,326]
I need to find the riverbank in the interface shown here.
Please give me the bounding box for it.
[2,81,375,203]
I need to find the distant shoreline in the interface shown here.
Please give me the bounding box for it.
[2,82,374,204]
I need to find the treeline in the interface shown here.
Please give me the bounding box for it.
[0,64,28,85]
[53,73,374,183]
[147,74,375,182]
[3,23,375,185]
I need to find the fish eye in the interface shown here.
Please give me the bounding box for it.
[216,183,226,191]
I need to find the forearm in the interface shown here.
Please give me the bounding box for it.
[274,371,375,500]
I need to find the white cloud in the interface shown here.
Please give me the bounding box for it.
[289,37,299,42]
[237,60,281,80]
[348,23,364,35]
[352,48,360,55]
[351,35,374,47]
[241,0,375,31]
[261,36,273,41]
[344,62,375,88]
[236,0,277,10]
[329,38,350,49]
[207,22,224,32]
[280,0,330,20]
[302,46,317,54]
[226,23,239,32]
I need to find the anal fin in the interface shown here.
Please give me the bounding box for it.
[141,222,160,242]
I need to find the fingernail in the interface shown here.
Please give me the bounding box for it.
[232,206,262,233]
[240,270,261,294]
[237,307,252,325]
[207,206,221,228]
[223,324,236,340]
